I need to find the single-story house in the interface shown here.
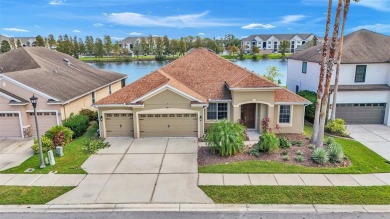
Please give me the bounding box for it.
[94,48,310,138]
[0,47,127,138]
[287,29,390,126]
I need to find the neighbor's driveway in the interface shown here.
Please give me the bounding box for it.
[347,125,390,161]
[49,138,212,204]
[0,138,34,171]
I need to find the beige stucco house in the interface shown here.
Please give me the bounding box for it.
[95,48,309,138]
[0,47,127,138]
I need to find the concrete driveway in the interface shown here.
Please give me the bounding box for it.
[49,138,212,204]
[0,138,34,171]
[347,125,390,161]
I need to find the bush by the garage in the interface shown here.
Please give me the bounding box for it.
[63,114,89,138]
[79,109,98,122]
[31,136,54,154]
[45,125,73,147]
[325,118,349,137]
[82,137,110,154]
[297,90,317,122]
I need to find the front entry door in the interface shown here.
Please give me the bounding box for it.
[241,103,256,129]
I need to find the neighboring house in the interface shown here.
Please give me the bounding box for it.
[0,35,37,49]
[119,36,161,55]
[0,47,127,138]
[287,29,390,126]
[94,48,309,138]
[241,34,317,53]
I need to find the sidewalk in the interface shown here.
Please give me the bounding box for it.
[198,173,390,186]
[0,174,86,186]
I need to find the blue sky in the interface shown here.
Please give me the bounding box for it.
[0,0,389,40]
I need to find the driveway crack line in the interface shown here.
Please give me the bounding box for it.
[150,138,169,203]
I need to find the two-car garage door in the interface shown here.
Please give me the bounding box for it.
[336,103,386,124]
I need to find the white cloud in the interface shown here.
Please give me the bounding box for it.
[72,29,81,33]
[94,23,104,27]
[49,0,66,5]
[106,11,237,28]
[2,28,29,32]
[198,32,205,36]
[280,15,305,24]
[241,23,275,30]
[129,32,142,36]
[351,23,390,33]
[356,0,390,12]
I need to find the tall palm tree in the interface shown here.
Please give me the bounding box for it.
[312,0,333,143]
[330,0,360,120]
[316,0,343,148]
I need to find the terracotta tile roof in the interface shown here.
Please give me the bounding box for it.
[289,29,390,64]
[98,48,308,105]
[275,89,311,103]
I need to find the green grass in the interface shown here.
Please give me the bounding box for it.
[200,186,390,204]
[1,123,99,174]
[199,124,390,174]
[0,186,74,205]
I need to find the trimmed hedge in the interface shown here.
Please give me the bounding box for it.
[63,115,89,138]
[297,90,317,122]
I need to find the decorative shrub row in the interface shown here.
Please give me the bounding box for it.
[63,114,90,138]
[311,137,345,164]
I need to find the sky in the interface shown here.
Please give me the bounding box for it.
[0,0,389,40]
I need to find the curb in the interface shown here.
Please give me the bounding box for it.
[0,204,389,213]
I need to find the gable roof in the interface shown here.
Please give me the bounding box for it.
[244,34,315,42]
[0,88,29,104]
[0,47,127,102]
[289,29,390,64]
[97,48,307,105]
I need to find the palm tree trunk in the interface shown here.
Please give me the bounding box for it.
[312,0,333,143]
[316,0,343,148]
[331,0,351,121]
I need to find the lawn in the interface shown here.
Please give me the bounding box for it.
[200,186,390,204]
[1,123,98,174]
[198,124,390,174]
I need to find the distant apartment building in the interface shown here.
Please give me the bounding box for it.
[119,36,161,53]
[0,35,36,49]
[241,34,318,53]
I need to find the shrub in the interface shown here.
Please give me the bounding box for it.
[295,155,305,163]
[282,155,290,161]
[324,137,336,146]
[63,114,89,138]
[281,150,288,156]
[278,137,291,149]
[325,118,348,137]
[82,138,110,154]
[79,109,97,122]
[296,150,303,156]
[311,148,329,164]
[262,54,268,59]
[297,90,317,122]
[261,117,271,133]
[252,54,258,60]
[31,136,54,154]
[249,145,260,157]
[291,140,303,146]
[45,125,73,146]
[258,132,279,154]
[327,143,345,163]
[205,120,246,156]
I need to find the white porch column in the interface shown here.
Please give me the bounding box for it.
[268,105,275,129]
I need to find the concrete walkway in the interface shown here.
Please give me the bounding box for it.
[0,138,34,171]
[198,173,390,186]
[0,174,86,186]
[348,125,390,161]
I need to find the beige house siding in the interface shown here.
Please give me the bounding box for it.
[273,104,305,134]
[232,90,275,106]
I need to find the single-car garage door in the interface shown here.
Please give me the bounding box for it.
[139,113,198,137]
[28,112,58,136]
[105,113,134,137]
[0,113,22,138]
[336,103,386,124]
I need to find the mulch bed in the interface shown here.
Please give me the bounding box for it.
[198,133,351,168]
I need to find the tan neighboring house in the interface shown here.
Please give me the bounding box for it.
[95,48,309,139]
[0,47,127,138]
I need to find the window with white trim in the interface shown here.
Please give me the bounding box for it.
[207,103,228,120]
[279,105,291,124]
[108,85,112,94]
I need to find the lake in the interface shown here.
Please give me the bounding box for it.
[91,59,288,85]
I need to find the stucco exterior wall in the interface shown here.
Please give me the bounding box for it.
[273,104,305,134]
[232,90,275,106]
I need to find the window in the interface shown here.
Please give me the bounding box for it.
[268,41,271,44]
[302,62,307,74]
[92,92,96,103]
[295,85,300,93]
[354,65,367,82]
[207,103,228,120]
[279,105,291,124]
[108,85,112,94]
[121,79,126,88]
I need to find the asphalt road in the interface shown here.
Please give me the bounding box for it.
[1,211,390,219]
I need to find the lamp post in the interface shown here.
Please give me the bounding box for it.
[30,95,46,169]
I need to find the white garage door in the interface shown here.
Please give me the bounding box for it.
[105,113,134,137]
[139,113,198,137]
[28,112,58,136]
[0,113,22,138]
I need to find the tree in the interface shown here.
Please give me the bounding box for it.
[85,36,94,55]
[155,37,164,59]
[263,66,282,84]
[224,34,241,49]
[35,35,45,47]
[1,40,11,53]
[9,38,15,49]
[252,45,260,54]
[140,37,148,55]
[279,41,290,59]
[26,41,31,47]
[228,45,239,55]
[78,38,86,55]
[114,41,121,57]
[163,35,171,56]
[104,35,112,56]
[148,35,154,55]
[72,36,79,57]
[94,38,104,57]
[48,34,56,49]
[133,41,141,58]
[331,0,359,120]
[16,39,22,48]
[170,39,179,56]
[194,36,202,48]
[179,38,187,56]
[312,0,333,144]
[316,0,343,148]
[312,36,319,46]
